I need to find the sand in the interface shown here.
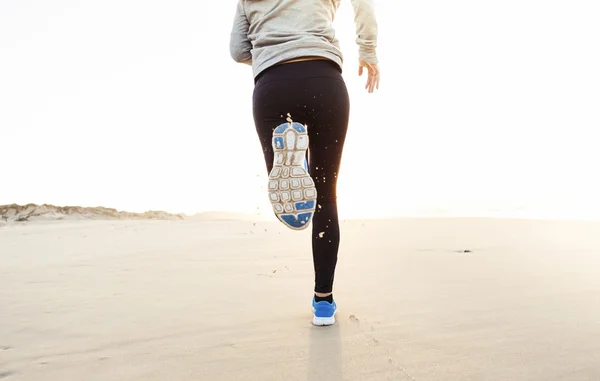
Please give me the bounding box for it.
[2,217,600,380]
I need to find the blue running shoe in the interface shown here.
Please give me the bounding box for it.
[268,120,317,230]
[312,296,337,326]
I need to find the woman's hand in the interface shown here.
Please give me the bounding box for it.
[359,60,380,93]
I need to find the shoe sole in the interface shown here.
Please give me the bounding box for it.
[312,316,336,326]
[268,122,317,230]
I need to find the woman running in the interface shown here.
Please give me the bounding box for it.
[229,0,380,326]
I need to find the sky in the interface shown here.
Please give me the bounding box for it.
[1,0,599,220]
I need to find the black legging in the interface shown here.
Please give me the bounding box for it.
[252,59,350,294]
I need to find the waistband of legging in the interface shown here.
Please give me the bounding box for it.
[254,58,342,86]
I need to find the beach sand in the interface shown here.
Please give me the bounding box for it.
[2,217,600,380]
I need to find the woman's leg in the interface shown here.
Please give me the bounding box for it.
[308,102,349,294]
[252,60,350,295]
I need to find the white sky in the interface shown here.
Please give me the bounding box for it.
[1,0,599,219]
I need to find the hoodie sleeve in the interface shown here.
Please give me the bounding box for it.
[229,1,253,65]
[350,0,379,64]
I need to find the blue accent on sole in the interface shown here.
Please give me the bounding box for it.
[280,214,303,228]
[295,200,315,211]
[298,212,312,224]
[292,122,306,133]
[273,136,285,150]
[274,122,288,134]
[280,212,313,228]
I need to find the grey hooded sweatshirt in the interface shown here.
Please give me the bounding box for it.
[229,0,378,78]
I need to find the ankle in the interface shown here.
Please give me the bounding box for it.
[314,293,333,303]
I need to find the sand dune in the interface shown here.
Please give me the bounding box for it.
[2,216,600,380]
[0,204,185,223]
